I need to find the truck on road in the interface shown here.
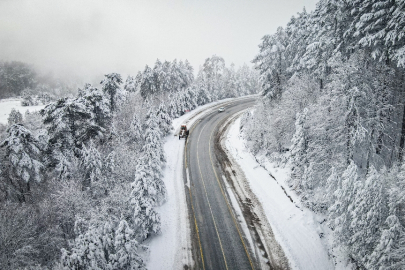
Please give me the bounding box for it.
[179,124,189,140]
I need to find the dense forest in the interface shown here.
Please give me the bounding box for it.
[0,56,259,269]
[0,61,78,104]
[242,0,405,269]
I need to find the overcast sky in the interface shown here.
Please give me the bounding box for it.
[0,0,318,81]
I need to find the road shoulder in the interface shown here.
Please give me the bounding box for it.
[215,112,290,270]
[147,97,254,270]
[222,116,337,270]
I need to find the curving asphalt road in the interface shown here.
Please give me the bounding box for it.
[184,98,258,270]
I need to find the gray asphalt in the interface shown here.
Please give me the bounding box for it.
[184,98,257,270]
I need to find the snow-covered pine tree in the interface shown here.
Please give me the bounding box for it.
[54,150,77,181]
[144,109,166,165]
[152,59,163,93]
[104,150,115,180]
[167,97,178,118]
[390,160,405,222]
[195,75,211,106]
[302,0,350,89]
[130,110,167,240]
[240,109,253,135]
[8,108,23,125]
[329,161,362,246]
[80,141,103,190]
[169,59,182,91]
[202,55,225,101]
[41,95,107,181]
[349,166,386,266]
[21,88,35,106]
[241,100,270,154]
[113,220,144,269]
[289,108,308,191]
[253,27,289,100]
[1,124,44,202]
[387,0,405,67]
[59,223,102,269]
[131,160,162,239]
[158,60,171,93]
[301,162,315,192]
[139,66,157,99]
[124,75,138,93]
[236,64,259,96]
[41,98,79,154]
[325,167,340,205]
[42,97,105,157]
[183,87,198,112]
[60,220,145,269]
[129,113,143,144]
[79,83,112,134]
[101,73,123,112]
[285,8,312,74]
[156,102,172,135]
[349,0,395,63]
[183,59,195,87]
[368,215,405,269]
[223,63,238,98]
[175,91,186,116]
[365,160,405,269]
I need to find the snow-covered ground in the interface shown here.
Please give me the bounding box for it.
[0,98,45,124]
[225,117,351,270]
[147,97,254,270]
[146,122,191,270]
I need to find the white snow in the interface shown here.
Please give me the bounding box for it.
[0,98,45,124]
[146,129,191,270]
[147,96,255,270]
[222,175,256,254]
[145,95,349,270]
[225,117,339,270]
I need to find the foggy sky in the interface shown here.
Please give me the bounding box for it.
[0,0,318,81]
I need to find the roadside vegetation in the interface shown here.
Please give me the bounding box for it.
[242,0,405,269]
[0,56,259,269]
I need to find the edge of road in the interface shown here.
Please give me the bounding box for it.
[212,109,291,270]
[148,95,260,270]
[175,95,258,269]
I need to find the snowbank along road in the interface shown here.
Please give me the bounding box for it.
[184,98,260,270]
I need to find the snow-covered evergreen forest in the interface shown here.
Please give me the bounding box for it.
[0,60,78,103]
[0,56,259,269]
[242,0,405,269]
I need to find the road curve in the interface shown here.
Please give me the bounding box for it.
[184,98,258,270]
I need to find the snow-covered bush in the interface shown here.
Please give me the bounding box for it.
[7,108,23,125]
[1,124,44,202]
[59,220,145,270]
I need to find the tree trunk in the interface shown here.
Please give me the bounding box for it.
[398,103,405,162]
[376,108,384,155]
[366,130,375,175]
[346,122,352,165]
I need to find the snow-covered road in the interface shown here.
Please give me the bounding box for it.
[224,117,337,270]
[147,97,256,270]
[147,96,343,270]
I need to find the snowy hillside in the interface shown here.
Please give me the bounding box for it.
[225,117,352,270]
[0,98,45,124]
[242,0,405,268]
